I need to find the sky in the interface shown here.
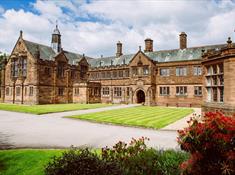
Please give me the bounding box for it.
[0,0,235,58]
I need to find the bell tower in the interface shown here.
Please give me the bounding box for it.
[51,22,61,53]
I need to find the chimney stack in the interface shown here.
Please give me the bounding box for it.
[116,41,123,57]
[179,32,187,49]
[144,38,153,52]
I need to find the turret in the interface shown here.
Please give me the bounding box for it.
[51,23,61,53]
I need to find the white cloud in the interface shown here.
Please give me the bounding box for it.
[0,0,235,57]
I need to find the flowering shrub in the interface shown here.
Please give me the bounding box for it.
[178,112,235,175]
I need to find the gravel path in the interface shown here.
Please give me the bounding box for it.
[0,105,180,150]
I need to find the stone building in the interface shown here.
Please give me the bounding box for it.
[201,37,235,115]
[0,25,234,115]
[0,26,100,105]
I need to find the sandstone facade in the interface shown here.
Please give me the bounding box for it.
[0,26,234,115]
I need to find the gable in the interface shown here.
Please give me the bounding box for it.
[11,38,28,57]
[129,51,154,67]
[8,37,35,65]
[55,52,68,63]
[79,57,89,66]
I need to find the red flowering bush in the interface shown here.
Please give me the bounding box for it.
[178,112,235,175]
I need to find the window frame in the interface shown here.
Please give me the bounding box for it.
[16,87,21,96]
[102,87,110,96]
[74,88,79,96]
[29,87,34,96]
[194,86,202,96]
[193,66,202,76]
[58,87,64,96]
[176,86,187,96]
[160,68,170,76]
[114,87,122,97]
[143,66,149,75]
[176,67,187,76]
[160,87,170,96]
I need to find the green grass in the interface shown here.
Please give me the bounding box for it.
[0,149,63,175]
[69,106,193,129]
[0,103,111,114]
[0,149,188,175]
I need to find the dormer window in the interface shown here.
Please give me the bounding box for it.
[99,61,104,67]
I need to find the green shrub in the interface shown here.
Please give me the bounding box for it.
[156,149,189,175]
[45,138,188,175]
[45,148,123,175]
[102,137,158,175]
[102,137,187,175]
[0,160,4,171]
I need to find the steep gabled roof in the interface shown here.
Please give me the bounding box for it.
[23,40,93,65]
[89,44,226,68]
[24,40,56,60]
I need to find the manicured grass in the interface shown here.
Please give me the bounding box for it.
[0,103,111,115]
[70,106,193,129]
[0,149,188,175]
[0,149,63,175]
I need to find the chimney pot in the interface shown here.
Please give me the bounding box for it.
[144,38,153,52]
[116,41,123,57]
[179,32,187,49]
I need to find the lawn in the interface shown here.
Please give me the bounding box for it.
[0,149,188,175]
[69,106,194,129]
[0,103,111,115]
[0,149,63,175]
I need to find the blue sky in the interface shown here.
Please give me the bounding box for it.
[0,0,235,57]
[0,0,35,10]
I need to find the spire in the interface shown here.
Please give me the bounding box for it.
[53,20,60,35]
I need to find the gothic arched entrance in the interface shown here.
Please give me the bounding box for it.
[136,90,145,103]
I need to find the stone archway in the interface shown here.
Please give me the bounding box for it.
[136,90,145,103]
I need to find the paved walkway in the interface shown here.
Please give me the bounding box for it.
[0,105,199,150]
[0,104,180,150]
[161,108,201,131]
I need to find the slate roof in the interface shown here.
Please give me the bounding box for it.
[23,40,93,65]
[24,40,56,60]
[88,54,134,68]
[89,44,226,68]
[23,38,226,68]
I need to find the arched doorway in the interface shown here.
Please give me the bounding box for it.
[136,90,145,103]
